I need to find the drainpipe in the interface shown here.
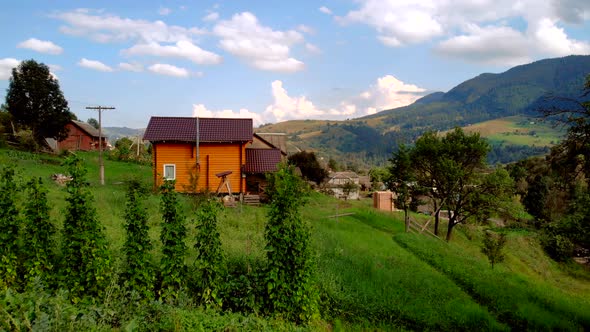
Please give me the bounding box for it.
[196,117,200,168]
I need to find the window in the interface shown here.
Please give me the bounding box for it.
[163,164,176,180]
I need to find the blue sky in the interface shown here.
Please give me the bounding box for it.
[1,0,589,128]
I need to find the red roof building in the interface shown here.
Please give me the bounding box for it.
[57,120,107,151]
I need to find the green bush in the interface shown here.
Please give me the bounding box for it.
[0,165,20,290]
[60,154,112,302]
[159,179,187,302]
[264,163,319,322]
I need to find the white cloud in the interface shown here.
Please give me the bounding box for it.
[158,7,171,16]
[319,6,332,15]
[54,9,206,43]
[341,0,590,65]
[1,58,60,80]
[122,40,222,65]
[78,58,113,72]
[297,24,314,34]
[49,64,63,72]
[264,75,427,122]
[148,63,189,77]
[119,62,143,72]
[360,75,427,111]
[436,25,531,65]
[17,38,64,55]
[532,18,590,55]
[192,104,265,126]
[305,43,321,54]
[213,12,305,72]
[188,75,427,125]
[341,1,444,46]
[0,58,20,80]
[203,12,219,22]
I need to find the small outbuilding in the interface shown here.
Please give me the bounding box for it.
[57,120,107,151]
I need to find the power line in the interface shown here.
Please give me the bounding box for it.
[86,106,115,185]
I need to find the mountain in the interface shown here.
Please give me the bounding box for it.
[103,127,145,141]
[257,55,590,168]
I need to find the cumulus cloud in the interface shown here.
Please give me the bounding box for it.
[78,58,113,72]
[122,40,222,64]
[319,6,332,15]
[54,9,206,43]
[190,75,427,124]
[0,58,20,80]
[17,38,63,54]
[192,104,265,126]
[203,12,219,22]
[148,63,189,77]
[264,75,427,123]
[531,18,590,55]
[213,12,305,72]
[436,25,531,65]
[359,75,427,110]
[341,0,590,65]
[119,62,143,72]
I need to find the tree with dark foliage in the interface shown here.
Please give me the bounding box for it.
[6,60,74,148]
[87,118,99,129]
[288,151,328,184]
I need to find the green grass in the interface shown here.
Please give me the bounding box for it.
[1,148,589,330]
[464,115,564,147]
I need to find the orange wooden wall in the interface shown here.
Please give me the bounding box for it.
[152,142,246,193]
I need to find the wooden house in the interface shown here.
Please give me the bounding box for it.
[326,171,361,200]
[143,117,253,193]
[243,148,283,193]
[57,120,107,151]
[250,133,288,159]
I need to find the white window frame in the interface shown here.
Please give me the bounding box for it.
[163,164,176,180]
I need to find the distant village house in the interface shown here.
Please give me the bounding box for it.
[53,120,108,152]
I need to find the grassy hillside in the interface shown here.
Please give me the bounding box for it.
[251,56,589,167]
[1,148,589,330]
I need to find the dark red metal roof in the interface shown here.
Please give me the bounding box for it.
[143,117,253,142]
[244,148,282,173]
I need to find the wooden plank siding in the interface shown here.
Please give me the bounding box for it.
[153,142,247,193]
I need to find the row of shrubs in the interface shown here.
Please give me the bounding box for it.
[0,155,319,330]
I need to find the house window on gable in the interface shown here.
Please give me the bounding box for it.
[163,164,176,180]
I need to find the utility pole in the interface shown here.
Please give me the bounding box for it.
[86,106,115,185]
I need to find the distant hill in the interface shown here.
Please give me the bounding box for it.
[103,127,145,141]
[258,55,590,168]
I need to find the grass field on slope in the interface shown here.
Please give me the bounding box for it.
[1,148,588,330]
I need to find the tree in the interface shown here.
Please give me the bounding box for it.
[87,118,99,129]
[6,60,74,147]
[328,157,339,171]
[411,131,446,235]
[410,128,491,241]
[437,128,490,241]
[481,231,507,269]
[388,144,415,232]
[288,151,328,184]
[264,164,318,322]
